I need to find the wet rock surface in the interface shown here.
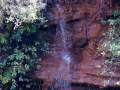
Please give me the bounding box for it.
[35,0,120,89]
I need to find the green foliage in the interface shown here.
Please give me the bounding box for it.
[0,33,7,44]
[100,8,120,86]
[0,23,50,89]
[0,0,49,89]
[10,30,23,43]
[6,23,13,31]
[113,10,120,17]
[101,10,120,66]
[41,42,50,54]
[19,22,37,35]
[0,25,50,90]
[0,46,40,88]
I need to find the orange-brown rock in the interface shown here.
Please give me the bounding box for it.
[35,0,120,89]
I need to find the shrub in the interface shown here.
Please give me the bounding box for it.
[0,0,46,29]
[100,6,120,86]
[0,0,50,89]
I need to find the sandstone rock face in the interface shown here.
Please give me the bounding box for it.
[35,0,120,89]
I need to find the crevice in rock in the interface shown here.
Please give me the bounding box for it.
[72,13,89,49]
[73,38,89,48]
[67,19,80,24]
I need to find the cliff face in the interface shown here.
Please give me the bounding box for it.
[35,0,120,89]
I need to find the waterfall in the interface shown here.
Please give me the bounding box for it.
[50,1,72,90]
[58,19,71,63]
[55,1,71,63]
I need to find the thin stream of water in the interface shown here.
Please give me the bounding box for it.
[58,19,71,63]
[51,1,72,89]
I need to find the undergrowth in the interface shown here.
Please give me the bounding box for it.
[98,1,120,87]
[0,0,50,89]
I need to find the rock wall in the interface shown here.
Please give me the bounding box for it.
[35,0,120,89]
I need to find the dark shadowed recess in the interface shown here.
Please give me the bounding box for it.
[48,83,120,90]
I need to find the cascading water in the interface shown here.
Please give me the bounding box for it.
[58,19,71,63]
[51,1,72,90]
[55,0,71,63]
